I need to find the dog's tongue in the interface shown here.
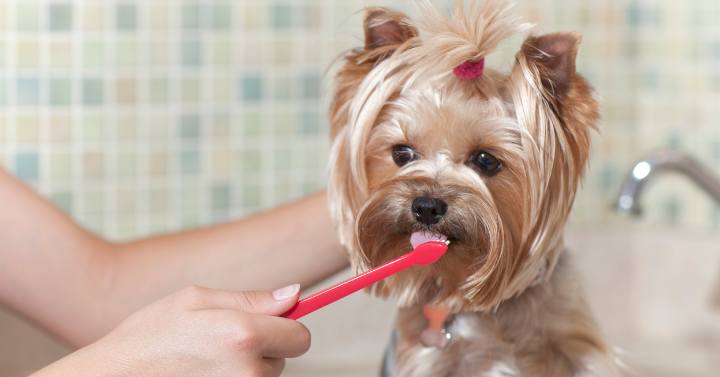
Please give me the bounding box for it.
[410,231,448,249]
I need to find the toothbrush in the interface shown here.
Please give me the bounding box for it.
[283,241,449,320]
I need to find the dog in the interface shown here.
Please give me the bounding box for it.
[327,1,623,376]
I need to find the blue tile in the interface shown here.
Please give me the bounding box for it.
[179,149,200,175]
[240,75,263,101]
[271,3,293,29]
[116,3,138,31]
[16,78,40,105]
[82,79,104,105]
[49,78,71,106]
[15,152,39,181]
[50,191,73,213]
[179,114,201,140]
[210,3,232,29]
[49,3,73,31]
[181,39,202,66]
[301,72,320,98]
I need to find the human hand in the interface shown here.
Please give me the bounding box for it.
[33,284,308,377]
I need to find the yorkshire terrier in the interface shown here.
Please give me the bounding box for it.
[328,1,623,376]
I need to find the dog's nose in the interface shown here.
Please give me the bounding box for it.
[411,197,448,225]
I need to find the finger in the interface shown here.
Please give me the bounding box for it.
[262,357,285,377]
[180,284,300,316]
[234,313,311,358]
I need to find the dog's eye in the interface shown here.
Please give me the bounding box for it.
[469,150,502,176]
[391,145,417,167]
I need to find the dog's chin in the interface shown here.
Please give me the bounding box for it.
[356,232,492,312]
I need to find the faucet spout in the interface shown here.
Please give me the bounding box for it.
[615,149,720,215]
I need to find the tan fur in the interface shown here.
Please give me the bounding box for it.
[328,1,621,376]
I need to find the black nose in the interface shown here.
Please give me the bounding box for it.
[411,197,448,225]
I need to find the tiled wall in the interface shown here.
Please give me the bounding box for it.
[0,1,718,241]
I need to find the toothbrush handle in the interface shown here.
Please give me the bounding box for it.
[282,252,416,320]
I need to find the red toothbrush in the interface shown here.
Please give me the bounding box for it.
[283,240,449,320]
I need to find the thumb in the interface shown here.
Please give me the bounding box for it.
[206,284,301,316]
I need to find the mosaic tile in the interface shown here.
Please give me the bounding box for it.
[116,3,137,31]
[48,151,72,179]
[179,114,201,140]
[49,78,71,106]
[48,40,73,68]
[15,151,39,182]
[212,183,231,210]
[81,4,105,31]
[180,148,200,175]
[16,78,40,106]
[82,79,104,105]
[15,115,40,143]
[48,3,73,31]
[240,75,263,101]
[50,191,73,213]
[115,78,137,104]
[181,39,202,66]
[17,3,40,31]
[16,40,40,68]
[210,2,232,30]
[48,113,73,142]
[271,3,293,29]
[1,0,718,238]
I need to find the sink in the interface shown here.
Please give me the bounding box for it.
[286,222,720,376]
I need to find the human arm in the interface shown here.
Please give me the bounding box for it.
[0,169,347,346]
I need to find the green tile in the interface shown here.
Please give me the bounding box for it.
[273,148,291,170]
[49,78,71,106]
[17,3,40,31]
[49,3,73,31]
[301,73,320,98]
[210,3,232,29]
[50,191,73,213]
[241,184,261,207]
[82,79,104,105]
[181,39,202,66]
[84,190,105,213]
[272,76,294,100]
[182,2,201,30]
[179,114,201,140]
[241,110,263,136]
[240,75,263,101]
[272,111,293,136]
[180,148,200,175]
[149,78,168,103]
[211,183,231,210]
[83,41,104,66]
[299,111,320,134]
[116,3,137,31]
[238,148,261,173]
[271,3,293,29]
[49,152,72,178]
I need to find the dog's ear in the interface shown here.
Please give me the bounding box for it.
[364,8,418,54]
[329,8,417,138]
[519,32,581,101]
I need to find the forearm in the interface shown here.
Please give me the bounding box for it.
[0,169,347,347]
[106,192,348,332]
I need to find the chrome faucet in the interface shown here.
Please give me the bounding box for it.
[615,149,720,215]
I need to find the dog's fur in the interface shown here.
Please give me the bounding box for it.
[328,1,622,375]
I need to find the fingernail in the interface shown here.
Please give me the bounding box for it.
[272,283,300,301]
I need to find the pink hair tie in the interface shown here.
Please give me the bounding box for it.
[453,58,485,80]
